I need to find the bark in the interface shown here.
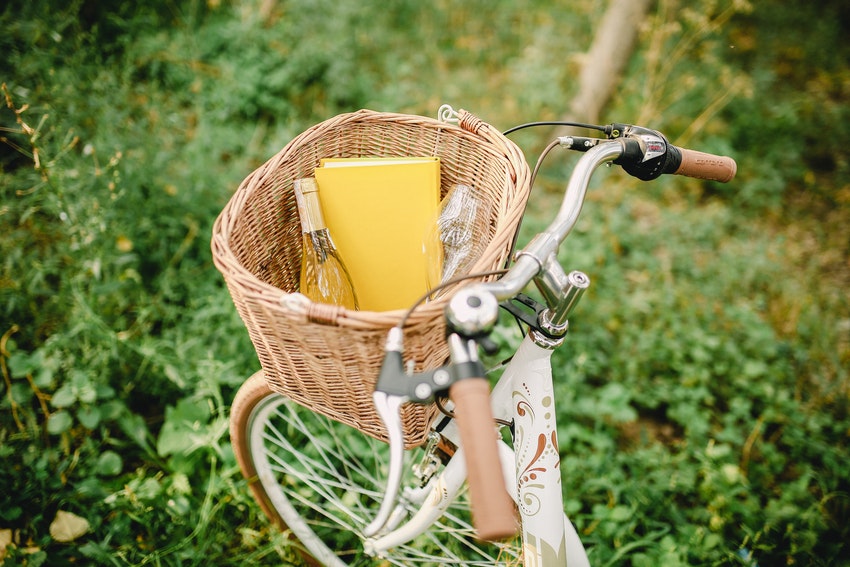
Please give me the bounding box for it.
[566,0,652,124]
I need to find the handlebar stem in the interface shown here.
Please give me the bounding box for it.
[484,141,622,301]
[447,139,623,333]
[539,268,591,331]
[534,252,572,310]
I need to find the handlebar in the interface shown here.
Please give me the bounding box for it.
[491,128,736,304]
[371,115,737,542]
[445,128,736,539]
[608,122,737,183]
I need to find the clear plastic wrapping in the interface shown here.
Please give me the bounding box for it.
[427,184,492,294]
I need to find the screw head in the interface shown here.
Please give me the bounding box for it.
[433,369,450,386]
[414,383,432,400]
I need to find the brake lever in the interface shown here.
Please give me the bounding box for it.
[364,389,406,537]
[365,326,479,537]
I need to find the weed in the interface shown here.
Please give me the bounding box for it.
[1,0,848,565]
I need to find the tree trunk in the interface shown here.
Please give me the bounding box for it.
[566,0,652,124]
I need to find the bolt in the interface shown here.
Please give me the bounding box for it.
[433,369,450,386]
[414,383,432,400]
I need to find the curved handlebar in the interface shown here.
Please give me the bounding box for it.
[372,116,738,544]
[478,141,625,302]
[435,143,628,542]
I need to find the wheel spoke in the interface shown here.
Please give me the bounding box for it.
[266,405,385,488]
[261,434,374,529]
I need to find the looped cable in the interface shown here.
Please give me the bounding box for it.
[437,104,460,124]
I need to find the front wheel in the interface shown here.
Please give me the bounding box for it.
[230,371,523,566]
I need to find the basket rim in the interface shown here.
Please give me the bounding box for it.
[211,108,531,328]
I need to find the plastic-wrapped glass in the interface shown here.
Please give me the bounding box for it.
[426,184,492,296]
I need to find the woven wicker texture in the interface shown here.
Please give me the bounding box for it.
[212,109,531,446]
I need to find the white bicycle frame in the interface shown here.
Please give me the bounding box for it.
[367,335,591,567]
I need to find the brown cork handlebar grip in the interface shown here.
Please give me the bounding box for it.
[673,147,738,183]
[449,378,518,542]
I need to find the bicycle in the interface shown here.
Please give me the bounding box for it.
[216,105,737,566]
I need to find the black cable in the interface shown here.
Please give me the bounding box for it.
[503,137,562,264]
[434,394,454,418]
[530,138,561,191]
[397,268,510,330]
[502,121,607,136]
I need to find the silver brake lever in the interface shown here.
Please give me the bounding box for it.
[363,390,406,537]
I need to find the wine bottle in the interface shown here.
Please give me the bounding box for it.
[293,178,359,310]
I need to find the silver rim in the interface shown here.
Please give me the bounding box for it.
[245,393,522,566]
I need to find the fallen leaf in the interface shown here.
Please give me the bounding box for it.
[0,529,12,560]
[49,510,90,542]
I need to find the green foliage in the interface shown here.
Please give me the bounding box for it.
[1,0,848,565]
[1,1,273,562]
[722,0,850,211]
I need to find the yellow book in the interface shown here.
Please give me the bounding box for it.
[314,157,441,311]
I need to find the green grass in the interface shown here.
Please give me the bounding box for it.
[2,0,848,565]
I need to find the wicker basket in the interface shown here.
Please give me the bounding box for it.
[212,108,531,446]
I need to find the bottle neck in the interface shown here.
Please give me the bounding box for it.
[294,178,326,233]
